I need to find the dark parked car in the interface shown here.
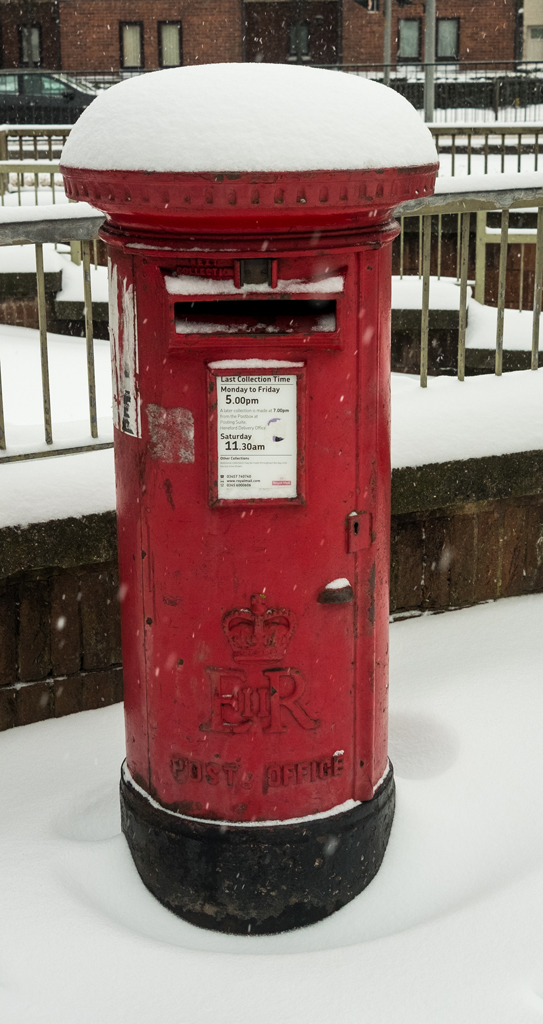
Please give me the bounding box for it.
[0,71,97,125]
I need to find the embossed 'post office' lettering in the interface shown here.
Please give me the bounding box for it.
[170,756,239,786]
[266,754,344,788]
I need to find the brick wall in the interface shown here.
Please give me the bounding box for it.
[391,494,543,616]
[58,0,242,72]
[342,0,517,67]
[0,561,122,729]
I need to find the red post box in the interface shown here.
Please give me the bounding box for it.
[61,63,437,934]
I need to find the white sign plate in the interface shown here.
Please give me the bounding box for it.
[217,374,297,500]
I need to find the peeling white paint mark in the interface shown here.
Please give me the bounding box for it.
[146,405,195,463]
[108,260,121,430]
[108,259,141,438]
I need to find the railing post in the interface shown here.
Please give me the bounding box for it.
[456,213,462,281]
[532,206,543,371]
[495,209,509,377]
[474,211,487,304]
[0,359,5,450]
[424,0,436,122]
[420,214,432,388]
[70,240,82,265]
[0,129,7,200]
[457,212,470,381]
[35,243,53,444]
[383,0,391,87]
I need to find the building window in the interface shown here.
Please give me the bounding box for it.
[288,21,310,62]
[120,23,143,70]
[158,22,182,67]
[19,25,41,67]
[526,24,543,60]
[437,18,459,60]
[397,19,420,62]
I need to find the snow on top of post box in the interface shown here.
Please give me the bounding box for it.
[61,63,437,173]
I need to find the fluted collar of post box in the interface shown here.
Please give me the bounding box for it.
[61,63,438,174]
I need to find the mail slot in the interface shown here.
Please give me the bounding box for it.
[174,298,337,335]
[61,61,437,934]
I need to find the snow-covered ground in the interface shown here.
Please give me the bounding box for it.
[391,369,543,468]
[0,321,112,452]
[0,240,107,299]
[2,592,543,1023]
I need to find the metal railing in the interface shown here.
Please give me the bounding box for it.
[0,125,70,160]
[0,205,110,462]
[0,176,540,464]
[431,124,543,176]
[320,60,543,123]
[395,181,543,386]
[0,127,69,205]
[1,61,543,126]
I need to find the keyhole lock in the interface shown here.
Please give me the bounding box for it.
[346,512,372,553]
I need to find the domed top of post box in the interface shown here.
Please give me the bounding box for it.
[61,63,438,234]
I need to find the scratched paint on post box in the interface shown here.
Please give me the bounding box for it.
[146,405,195,463]
[109,260,141,437]
[216,374,296,499]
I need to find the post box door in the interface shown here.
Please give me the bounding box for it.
[114,244,389,823]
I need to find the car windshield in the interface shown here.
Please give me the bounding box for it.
[22,74,70,95]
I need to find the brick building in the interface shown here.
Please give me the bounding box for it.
[59,0,241,73]
[343,0,520,66]
[0,0,524,73]
[0,1,61,69]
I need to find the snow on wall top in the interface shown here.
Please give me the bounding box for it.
[61,63,438,174]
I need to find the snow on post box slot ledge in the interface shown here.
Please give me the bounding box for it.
[60,63,437,174]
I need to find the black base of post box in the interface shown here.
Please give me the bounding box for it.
[120,765,395,935]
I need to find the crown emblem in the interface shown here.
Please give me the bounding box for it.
[222,593,296,661]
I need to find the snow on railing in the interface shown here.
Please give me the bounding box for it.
[394,173,543,386]
[431,125,543,177]
[0,126,70,205]
[0,202,108,463]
